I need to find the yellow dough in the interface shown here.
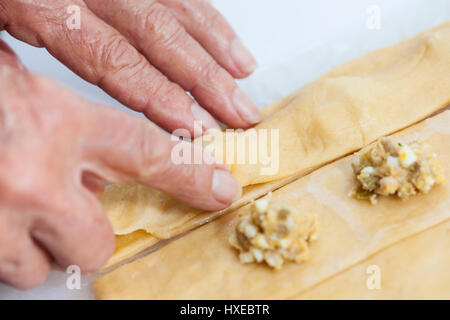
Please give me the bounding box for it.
[94,111,450,299]
[298,219,450,300]
[201,21,450,186]
[102,22,450,251]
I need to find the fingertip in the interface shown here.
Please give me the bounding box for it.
[79,220,115,273]
[211,169,242,204]
[191,103,220,136]
[232,88,262,126]
[230,37,258,76]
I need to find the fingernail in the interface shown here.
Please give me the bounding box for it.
[212,169,242,204]
[231,38,258,74]
[191,103,220,132]
[232,88,262,125]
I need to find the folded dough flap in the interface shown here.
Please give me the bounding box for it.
[102,231,159,270]
[201,21,450,186]
[94,110,450,299]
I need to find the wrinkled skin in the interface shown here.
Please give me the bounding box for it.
[0,0,254,290]
[0,0,261,135]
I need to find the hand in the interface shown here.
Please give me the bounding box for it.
[0,0,261,137]
[0,41,241,289]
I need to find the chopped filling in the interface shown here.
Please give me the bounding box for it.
[229,195,318,270]
[350,137,445,204]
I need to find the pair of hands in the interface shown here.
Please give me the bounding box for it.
[0,0,260,289]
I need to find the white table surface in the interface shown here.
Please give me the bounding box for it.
[0,0,448,299]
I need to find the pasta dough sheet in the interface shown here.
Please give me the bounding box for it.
[200,21,450,186]
[298,219,450,300]
[102,22,450,241]
[94,111,450,299]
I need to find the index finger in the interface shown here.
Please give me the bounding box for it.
[79,101,242,211]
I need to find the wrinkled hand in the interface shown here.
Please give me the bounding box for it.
[0,0,261,137]
[0,41,241,289]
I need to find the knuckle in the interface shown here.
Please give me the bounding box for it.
[197,59,225,86]
[32,1,84,47]
[142,3,185,48]
[98,35,130,68]
[138,153,170,182]
[157,24,186,50]
[128,123,173,181]
[137,133,168,179]
[96,35,140,74]
[147,79,180,105]
[89,34,147,91]
[143,2,174,33]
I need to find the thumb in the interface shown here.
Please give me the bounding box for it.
[80,104,242,211]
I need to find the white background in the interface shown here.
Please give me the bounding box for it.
[0,0,448,299]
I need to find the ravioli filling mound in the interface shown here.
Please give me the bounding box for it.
[229,196,318,270]
[350,137,445,204]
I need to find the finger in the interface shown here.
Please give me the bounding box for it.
[0,213,51,290]
[84,0,261,128]
[31,189,115,273]
[80,103,242,211]
[158,0,258,78]
[3,0,217,136]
